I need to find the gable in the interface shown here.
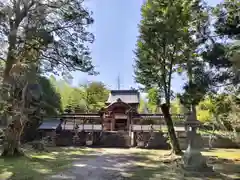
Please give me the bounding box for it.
[106,90,140,104]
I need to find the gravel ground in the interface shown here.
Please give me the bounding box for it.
[47,149,138,180]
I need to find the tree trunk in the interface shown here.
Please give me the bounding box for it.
[0,80,25,157]
[1,4,34,157]
[192,105,197,119]
[161,103,182,155]
[1,122,24,157]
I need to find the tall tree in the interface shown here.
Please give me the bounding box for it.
[135,0,198,155]
[0,0,96,79]
[175,0,213,117]
[0,0,96,156]
[180,0,240,126]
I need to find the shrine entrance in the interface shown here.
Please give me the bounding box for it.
[115,119,127,131]
[114,114,128,131]
[103,98,131,131]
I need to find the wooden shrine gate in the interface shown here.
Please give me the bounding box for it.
[48,113,186,147]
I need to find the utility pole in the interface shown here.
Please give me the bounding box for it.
[117,74,121,90]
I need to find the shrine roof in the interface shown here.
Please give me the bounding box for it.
[61,113,100,118]
[38,119,60,130]
[106,90,140,104]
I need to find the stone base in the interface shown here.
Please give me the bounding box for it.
[183,148,212,172]
[137,141,144,148]
[86,140,93,146]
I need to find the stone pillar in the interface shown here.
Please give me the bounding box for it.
[130,132,135,146]
[183,113,212,171]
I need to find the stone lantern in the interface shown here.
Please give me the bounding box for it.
[86,132,93,146]
[183,113,212,171]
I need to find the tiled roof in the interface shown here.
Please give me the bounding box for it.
[61,114,100,118]
[138,114,185,119]
[38,120,59,130]
[107,90,140,104]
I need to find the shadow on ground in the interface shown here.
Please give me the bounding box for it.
[48,149,240,180]
[126,152,240,180]
[47,152,151,180]
[1,147,240,180]
[0,146,95,180]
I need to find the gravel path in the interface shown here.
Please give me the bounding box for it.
[47,149,139,180]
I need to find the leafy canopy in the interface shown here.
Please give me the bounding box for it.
[135,0,208,105]
[0,0,96,75]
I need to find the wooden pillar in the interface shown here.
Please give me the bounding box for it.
[128,110,132,147]
[127,113,130,131]
[111,118,115,131]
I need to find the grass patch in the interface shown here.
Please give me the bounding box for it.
[0,146,94,180]
[202,148,240,159]
[126,149,240,180]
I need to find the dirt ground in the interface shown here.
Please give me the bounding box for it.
[47,149,137,180]
[47,148,240,180]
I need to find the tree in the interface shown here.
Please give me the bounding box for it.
[1,63,42,156]
[39,76,62,116]
[209,93,239,131]
[0,0,96,78]
[67,88,87,113]
[135,0,201,155]
[174,0,213,117]
[147,88,160,113]
[138,98,146,113]
[179,0,240,128]
[21,75,62,142]
[51,79,109,113]
[202,0,240,88]
[196,98,213,123]
[82,81,109,112]
[170,99,182,114]
[0,0,96,156]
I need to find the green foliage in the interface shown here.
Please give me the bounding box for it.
[179,70,213,107]
[196,93,240,131]
[174,0,213,108]
[213,0,240,39]
[67,88,88,113]
[39,76,62,116]
[197,98,213,122]
[170,99,182,114]
[0,0,96,75]
[138,98,146,113]
[83,82,109,112]
[50,79,109,113]
[135,0,209,105]
[135,0,201,154]
[147,88,160,113]
[201,0,240,87]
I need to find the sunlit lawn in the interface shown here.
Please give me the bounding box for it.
[0,146,94,180]
[125,148,240,180]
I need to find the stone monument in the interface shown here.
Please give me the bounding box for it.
[183,113,212,171]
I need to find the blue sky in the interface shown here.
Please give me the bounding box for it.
[71,0,222,93]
